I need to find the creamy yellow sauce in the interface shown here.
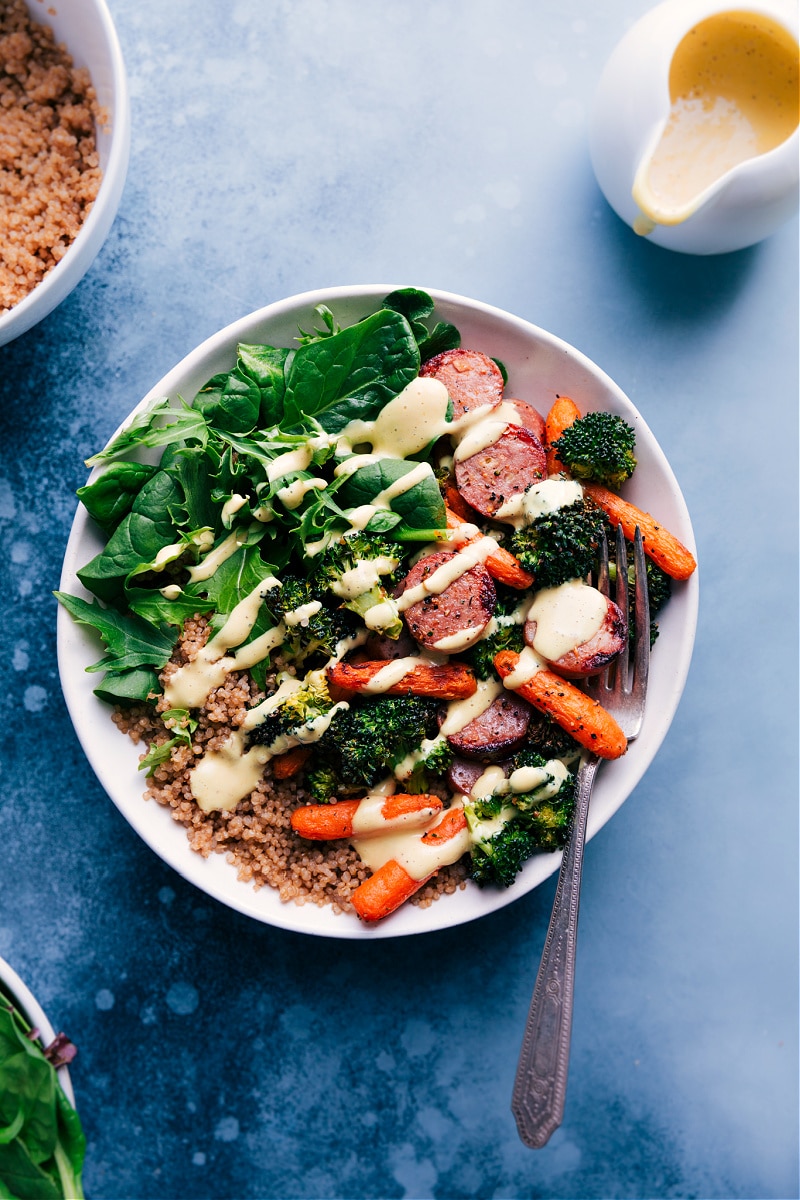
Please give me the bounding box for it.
[352,800,470,880]
[495,478,584,528]
[349,794,441,837]
[396,535,500,611]
[526,580,607,662]
[634,10,799,225]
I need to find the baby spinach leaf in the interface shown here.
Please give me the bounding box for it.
[381,288,460,361]
[0,1055,56,1164]
[86,397,208,466]
[0,1140,62,1200]
[281,308,419,433]
[339,460,445,533]
[237,344,290,429]
[165,447,222,534]
[125,586,212,629]
[194,368,261,434]
[53,593,174,674]
[191,543,278,622]
[77,470,183,601]
[92,666,161,704]
[76,463,156,536]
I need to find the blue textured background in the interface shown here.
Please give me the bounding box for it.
[0,2,797,1197]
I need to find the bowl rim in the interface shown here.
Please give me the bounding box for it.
[0,0,131,346]
[57,283,700,939]
[0,955,76,1105]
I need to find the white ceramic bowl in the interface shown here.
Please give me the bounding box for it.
[0,955,75,1104]
[0,0,130,347]
[57,285,699,939]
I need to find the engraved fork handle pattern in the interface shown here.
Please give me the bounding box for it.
[510,754,599,1149]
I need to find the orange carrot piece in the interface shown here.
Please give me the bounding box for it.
[350,806,470,922]
[545,395,581,474]
[381,793,444,822]
[271,745,311,779]
[442,478,477,523]
[582,482,697,581]
[291,800,361,840]
[327,658,477,699]
[494,650,627,759]
[351,859,422,923]
[445,506,535,590]
[291,793,444,840]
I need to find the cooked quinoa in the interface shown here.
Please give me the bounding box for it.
[113,616,469,916]
[0,0,103,312]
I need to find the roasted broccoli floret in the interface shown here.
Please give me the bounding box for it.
[552,411,637,489]
[309,531,404,638]
[315,695,440,789]
[402,734,455,794]
[464,753,577,885]
[268,574,357,662]
[462,587,526,680]
[247,671,340,749]
[509,498,605,589]
[303,760,347,805]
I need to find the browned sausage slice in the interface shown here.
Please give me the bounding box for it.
[447,757,486,795]
[454,424,547,520]
[525,595,627,678]
[506,398,546,442]
[442,693,533,761]
[420,349,504,420]
[397,549,496,651]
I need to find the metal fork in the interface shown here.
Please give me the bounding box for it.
[511,523,650,1149]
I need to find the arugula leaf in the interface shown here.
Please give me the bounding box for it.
[85,398,207,466]
[339,459,445,534]
[53,593,174,674]
[281,308,419,433]
[76,462,156,536]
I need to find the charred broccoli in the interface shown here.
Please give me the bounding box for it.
[247,671,340,749]
[309,531,404,638]
[551,411,637,489]
[462,588,526,680]
[268,574,356,662]
[509,498,604,588]
[314,695,441,790]
[464,751,577,886]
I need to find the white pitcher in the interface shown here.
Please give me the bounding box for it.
[589,0,799,254]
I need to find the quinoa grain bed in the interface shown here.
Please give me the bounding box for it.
[113,616,469,914]
[0,0,103,311]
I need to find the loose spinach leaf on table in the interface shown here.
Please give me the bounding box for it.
[280,308,419,433]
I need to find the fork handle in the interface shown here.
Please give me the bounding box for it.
[511,755,599,1148]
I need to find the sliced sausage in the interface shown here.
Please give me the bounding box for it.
[442,693,533,761]
[525,595,627,678]
[363,631,418,660]
[397,549,496,652]
[506,398,546,442]
[420,349,504,420]
[455,424,547,520]
[447,757,486,795]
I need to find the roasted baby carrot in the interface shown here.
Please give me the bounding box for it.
[445,506,535,590]
[350,807,470,922]
[327,658,477,699]
[545,396,581,475]
[291,793,444,840]
[494,649,627,759]
[582,482,697,581]
[271,745,311,779]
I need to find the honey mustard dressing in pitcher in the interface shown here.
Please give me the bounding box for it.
[589,0,799,254]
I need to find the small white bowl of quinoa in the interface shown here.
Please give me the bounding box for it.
[0,0,130,346]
